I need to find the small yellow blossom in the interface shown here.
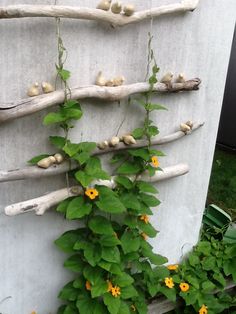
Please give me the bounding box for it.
[31,312,37,314]
[111,285,121,297]
[85,280,91,291]
[85,188,99,200]
[167,264,179,271]
[131,304,136,312]
[139,215,149,224]
[179,282,190,292]
[151,156,159,168]
[141,232,148,240]
[164,277,174,289]
[199,305,208,314]
[107,280,113,292]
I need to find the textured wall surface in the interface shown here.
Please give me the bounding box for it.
[0,0,235,313]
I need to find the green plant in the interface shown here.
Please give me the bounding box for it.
[28,27,171,313]
[164,235,236,314]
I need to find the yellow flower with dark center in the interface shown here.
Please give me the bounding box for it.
[199,305,208,314]
[131,304,136,312]
[141,232,148,240]
[179,282,190,292]
[111,285,121,297]
[139,215,149,224]
[107,280,113,292]
[85,188,99,200]
[151,156,159,168]
[167,264,179,271]
[164,277,174,288]
[85,280,91,291]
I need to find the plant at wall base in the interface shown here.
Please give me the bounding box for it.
[162,235,236,314]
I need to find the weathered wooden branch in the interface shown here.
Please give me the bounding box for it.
[0,122,203,183]
[0,1,200,26]
[0,79,201,123]
[4,163,189,216]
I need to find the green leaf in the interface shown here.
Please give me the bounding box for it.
[149,104,168,111]
[117,162,141,175]
[64,99,79,108]
[114,273,134,287]
[56,198,72,214]
[188,254,200,266]
[84,243,102,267]
[96,195,126,214]
[136,181,158,194]
[180,290,198,305]
[91,280,108,298]
[75,170,93,188]
[159,286,176,302]
[77,142,97,153]
[147,126,159,137]
[58,281,78,301]
[118,301,130,314]
[149,149,166,157]
[134,300,147,314]
[120,230,140,254]
[147,281,160,297]
[120,285,138,299]
[62,107,83,120]
[27,154,50,165]
[132,128,144,139]
[120,193,141,210]
[83,265,103,285]
[88,216,114,235]
[99,234,121,247]
[102,246,120,263]
[138,220,158,238]
[213,272,226,287]
[85,157,110,180]
[73,276,84,289]
[153,266,170,279]
[66,197,92,219]
[49,136,66,149]
[63,141,80,157]
[196,241,212,256]
[128,148,150,161]
[74,152,90,165]
[104,293,121,314]
[201,256,216,271]
[76,295,96,314]
[139,193,161,207]
[58,68,71,81]
[115,176,133,190]
[124,215,138,228]
[202,280,216,292]
[43,112,66,125]
[93,302,109,314]
[110,153,127,164]
[64,254,84,273]
[55,230,81,253]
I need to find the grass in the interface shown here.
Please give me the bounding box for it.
[207,147,236,221]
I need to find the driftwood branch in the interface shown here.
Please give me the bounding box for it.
[4,163,189,216]
[0,1,200,26]
[0,79,201,123]
[0,122,203,183]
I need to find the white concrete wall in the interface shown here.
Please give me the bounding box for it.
[0,0,235,313]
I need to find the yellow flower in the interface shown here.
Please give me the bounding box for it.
[179,282,190,292]
[141,232,148,240]
[167,264,179,271]
[85,188,99,200]
[164,277,174,289]
[131,304,136,312]
[139,215,149,224]
[31,312,37,314]
[85,280,91,291]
[107,280,113,292]
[199,305,208,314]
[151,156,159,168]
[111,285,121,297]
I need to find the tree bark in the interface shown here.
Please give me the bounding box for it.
[0,1,200,26]
[0,122,203,183]
[0,79,201,123]
[4,163,189,216]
